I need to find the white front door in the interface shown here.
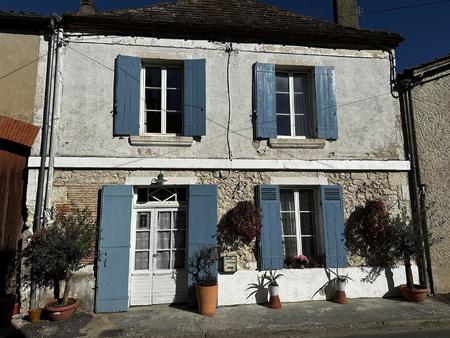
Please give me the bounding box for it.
[130,207,188,306]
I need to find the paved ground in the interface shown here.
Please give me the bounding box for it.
[3,296,450,338]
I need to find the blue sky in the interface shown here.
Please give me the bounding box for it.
[1,0,449,72]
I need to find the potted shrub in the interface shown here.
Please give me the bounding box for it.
[329,269,354,304]
[23,208,96,320]
[188,246,219,316]
[345,199,434,302]
[262,270,284,309]
[0,249,17,326]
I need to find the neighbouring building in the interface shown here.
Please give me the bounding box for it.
[23,0,418,312]
[397,54,450,295]
[0,12,46,299]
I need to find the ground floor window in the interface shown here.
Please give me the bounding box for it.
[279,188,323,268]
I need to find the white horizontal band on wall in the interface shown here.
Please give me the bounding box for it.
[28,157,411,171]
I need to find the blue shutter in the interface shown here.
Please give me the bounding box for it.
[253,63,277,139]
[95,185,133,313]
[315,66,338,140]
[256,185,283,270]
[114,55,140,136]
[187,185,218,305]
[184,59,206,137]
[320,185,348,268]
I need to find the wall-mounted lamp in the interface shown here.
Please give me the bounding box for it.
[152,171,168,185]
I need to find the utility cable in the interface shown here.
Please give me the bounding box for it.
[225,43,233,161]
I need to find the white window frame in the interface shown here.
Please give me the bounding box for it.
[280,188,321,259]
[276,70,313,139]
[140,65,183,136]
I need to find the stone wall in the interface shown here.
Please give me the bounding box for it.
[46,169,409,270]
[410,68,450,293]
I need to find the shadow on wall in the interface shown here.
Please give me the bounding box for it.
[360,266,400,298]
[245,274,268,305]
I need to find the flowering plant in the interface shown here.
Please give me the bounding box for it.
[293,255,309,268]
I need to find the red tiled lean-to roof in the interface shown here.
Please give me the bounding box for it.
[63,0,403,50]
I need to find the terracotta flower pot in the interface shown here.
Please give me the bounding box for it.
[268,285,282,309]
[28,307,42,323]
[44,298,77,321]
[196,285,218,316]
[399,284,428,302]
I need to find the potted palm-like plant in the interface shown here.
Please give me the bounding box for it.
[262,270,284,309]
[188,246,219,316]
[23,208,96,320]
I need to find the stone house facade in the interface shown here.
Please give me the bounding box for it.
[25,0,416,312]
[397,55,450,295]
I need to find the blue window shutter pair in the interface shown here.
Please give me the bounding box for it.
[256,185,284,270]
[95,185,133,313]
[256,184,347,270]
[253,63,338,140]
[114,56,206,137]
[320,185,348,268]
[187,185,218,306]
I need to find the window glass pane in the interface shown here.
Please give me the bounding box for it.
[137,188,148,203]
[137,213,150,230]
[281,213,296,236]
[158,211,171,229]
[145,89,161,110]
[301,237,316,259]
[299,190,314,211]
[173,231,185,249]
[295,113,309,137]
[136,232,150,250]
[157,232,171,249]
[276,93,290,114]
[177,188,187,202]
[166,111,183,134]
[280,190,294,211]
[167,89,182,111]
[135,252,149,270]
[152,188,174,201]
[293,73,308,93]
[173,250,185,269]
[283,237,297,258]
[277,115,291,136]
[300,213,315,235]
[156,251,170,269]
[167,68,182,89]
[174,211,186,229]
[145,67,161,87]
[276,72,289,92]
[294,93,309,115]
[146,111,161,133]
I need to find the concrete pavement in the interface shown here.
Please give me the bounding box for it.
[4,296,450,338]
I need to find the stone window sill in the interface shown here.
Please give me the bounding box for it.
[268,138,326,149]
[129,135,194,147]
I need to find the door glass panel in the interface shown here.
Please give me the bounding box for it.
[173,231,185,248]
[174,211,186,228]
[146,111,161,133]
[167,68,182,89]
[145,66,161,87]
[157,232,171,249]
[135,251,149,270]
[158,212,171,229]
[156,251,170,269]
[276,72,289,92]
[280,190,294,211]
[137,213,150,230]
[293,73,308,93]
[302,237,316,259]
[277,115,290,136]
[283,237,297,257]
[281,213,296,236]
[299,190,314,211]
[136,232,150,250]
[300,213,315,236]
[276,93,290,114]
[173,250,185,269]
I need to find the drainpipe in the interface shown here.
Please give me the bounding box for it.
[30,18,57,310]
[398,79,433,293]
[43,21,63,223]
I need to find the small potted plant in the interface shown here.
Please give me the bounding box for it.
[188,246,219,316]
[23,208,96,320]
[293,255,309,269]
[262,270,284,309]
[329,269,354,304]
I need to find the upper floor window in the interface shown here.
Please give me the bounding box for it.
[143,66,183,135]
[276,72,312,138]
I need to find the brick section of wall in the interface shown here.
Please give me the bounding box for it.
[0,115,40,147]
